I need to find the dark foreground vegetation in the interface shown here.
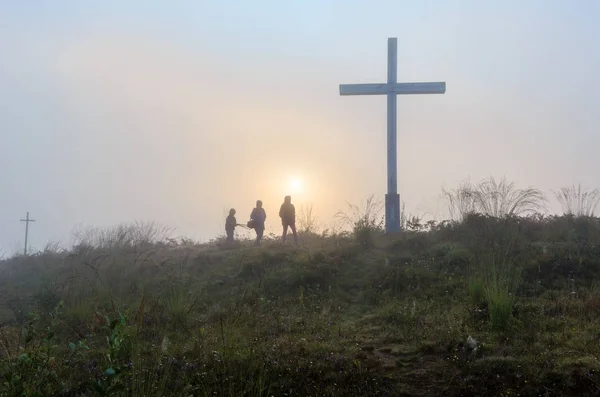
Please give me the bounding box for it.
[1,211,600,397]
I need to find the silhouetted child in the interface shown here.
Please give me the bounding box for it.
[225,208,241,244]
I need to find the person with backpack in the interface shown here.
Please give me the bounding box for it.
[249,200,266,246]
[279,195,298,244]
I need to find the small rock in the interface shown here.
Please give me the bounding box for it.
[466,335,477,353]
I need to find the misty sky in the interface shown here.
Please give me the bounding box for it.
[1,1,599,254]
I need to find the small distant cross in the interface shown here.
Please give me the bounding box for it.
[20,211,35,255]
[339,37,446,234]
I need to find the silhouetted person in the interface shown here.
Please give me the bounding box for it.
[279,195,298,244]
[250,200,266,246]
[225,208,241,245]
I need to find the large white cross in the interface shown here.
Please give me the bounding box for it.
[339,37,446,234]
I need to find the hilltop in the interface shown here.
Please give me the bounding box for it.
[1,213,600,396]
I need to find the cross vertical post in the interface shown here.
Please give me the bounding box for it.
[339,37,446,234]
[386,38,400,233]
[20,212,35,256]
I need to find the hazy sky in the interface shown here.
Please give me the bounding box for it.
[1,1,599,253]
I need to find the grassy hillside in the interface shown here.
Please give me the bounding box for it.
[1,214,600,396]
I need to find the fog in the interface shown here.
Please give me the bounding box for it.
[1,1,599,253]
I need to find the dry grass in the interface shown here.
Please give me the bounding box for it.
[297,204,320,234]
[443,176,547,220]
[334,194,384,232]
[554,184,600,217]
[442,178,478,221]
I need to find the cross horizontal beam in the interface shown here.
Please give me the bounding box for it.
[339,82,446,96]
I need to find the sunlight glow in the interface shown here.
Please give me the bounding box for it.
[289,177,303,194]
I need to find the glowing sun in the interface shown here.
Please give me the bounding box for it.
[289,177,303,194]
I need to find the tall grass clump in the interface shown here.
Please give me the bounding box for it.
[554,184,600,217]
[443,176,546,221]
[442,178,478,221]
[481,257,522,331]
[335,194,384,247]
[467,277,486,308]
[161,286,201,329]
[297,204,320,234]
[72,221,172,252]
[475,177,546,218]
